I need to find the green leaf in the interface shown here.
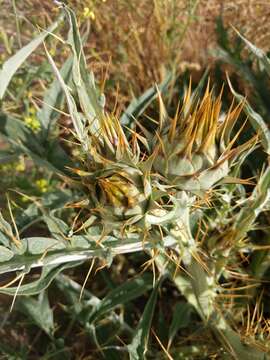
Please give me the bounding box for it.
[64,6,104,123]
[0,246,14,262]
[233,27,270,77]
[38,56,73,139]
[45,46,86,146]
[55,274,97,310]
[45,5,104,143]
[233,166,270,240]
[221,327,268,360]
[0,113,71,174]
[251,248,270,279]
[227,76,270,154]
[17,291,54,336]
[25,237,66,254]
[0,262,81,296]
[56,274,133,346]
[0,211,13,238]
[216,16,230,50]
[0,15,63,99]
[0,113,43,156]
[88,273,153,323]
[0,231,10,247]
[43,213,69,241]
[168,302,192,348]
[128,276,164,360]
[213,47,258,87]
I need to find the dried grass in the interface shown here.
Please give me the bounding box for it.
[1,0,270,99]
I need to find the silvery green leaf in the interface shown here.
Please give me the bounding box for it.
[0,14,63,99]
[38,56,73,138]
[227,76,270,154]
[233,27,270,77]
[0,246,14,262]
[17,291,54,336]
[128,276,164,360]
[0,262,81,296]
[25,237,66,254]
[64,6,104,135]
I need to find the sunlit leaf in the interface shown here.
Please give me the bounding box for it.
[0,15,63,99]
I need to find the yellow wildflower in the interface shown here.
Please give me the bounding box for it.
[35,179,49,193]
[15,158,25,172]
[49,47,56,56]
[83,7,95,20]
[24,115,41,132]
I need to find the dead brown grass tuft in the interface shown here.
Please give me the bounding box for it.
[1,0,270,103]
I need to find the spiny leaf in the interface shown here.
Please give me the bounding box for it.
[227,76,270,154]
[221,327,268,360]
[25,237,66,255]
[64,6,104,134]
[233,166,270,240]
[0,233,177,275]
[233,27,270,77]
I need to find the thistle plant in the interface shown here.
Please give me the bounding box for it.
[0,4,270,359]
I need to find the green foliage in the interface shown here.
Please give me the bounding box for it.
[0,14,63,100]
[215,16,270,130]
[128,276,164,359]
[17,291,54,336]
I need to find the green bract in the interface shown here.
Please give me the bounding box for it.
[152,81,254,193]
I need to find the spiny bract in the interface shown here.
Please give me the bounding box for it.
[152,80,255,194]
[71,80,255,232]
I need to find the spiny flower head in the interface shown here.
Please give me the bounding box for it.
[152,80,256,193]
[70,113,152,227]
